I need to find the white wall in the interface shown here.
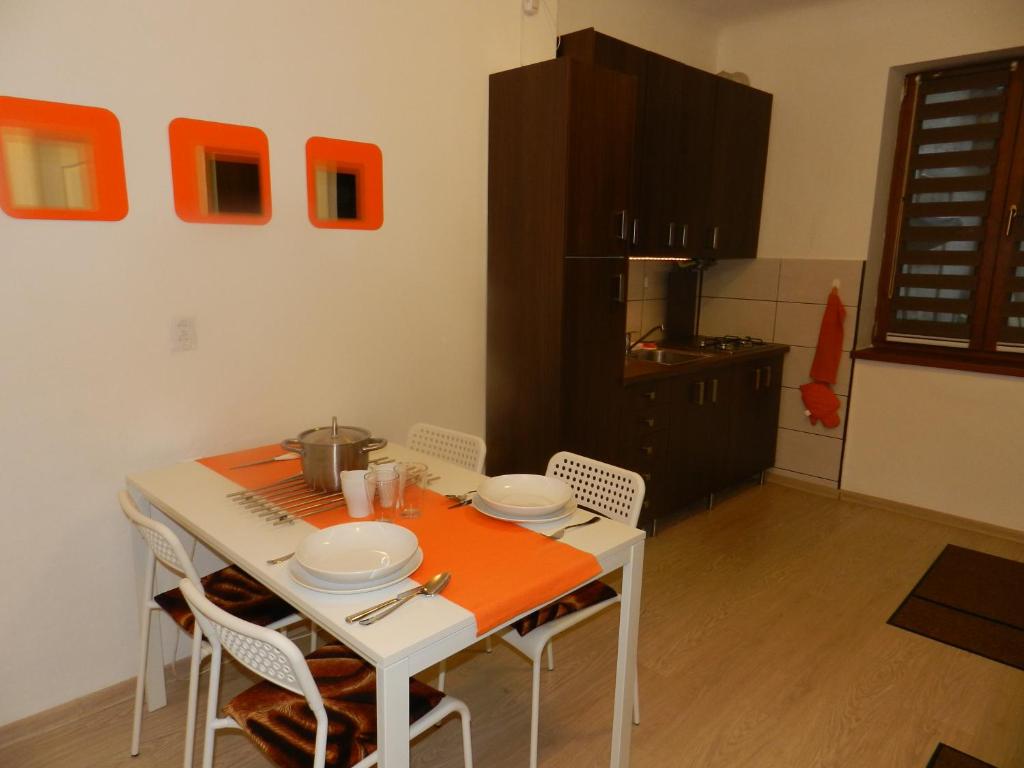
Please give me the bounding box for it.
[714,0,1024,531]
[0,0,548,726]
[557,0,721,72]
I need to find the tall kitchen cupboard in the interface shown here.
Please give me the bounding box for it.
[559,28,772,259]
[486,58,636,476]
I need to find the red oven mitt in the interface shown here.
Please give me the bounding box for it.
[800,381,841,428]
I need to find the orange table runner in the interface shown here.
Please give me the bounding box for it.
[199,445,603,635]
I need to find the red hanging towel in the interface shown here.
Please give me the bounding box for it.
[809,287,846,384]
[800,381,841,428]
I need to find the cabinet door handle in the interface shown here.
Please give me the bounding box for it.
[632,218,640,246]
[680,223,688,248]
[640,445,654,456]
[642,499,651,510]
[615,210,628,240]
[667,222,676,248]
[1007,204,1019,237]
[641,472,652,483]
[643,390,656,402]
[710,378,718,404]
[711,226,720,251]
[762,365,772,388]
[695,380,705,406]
[754,367,762,391]
[644,417,656,428]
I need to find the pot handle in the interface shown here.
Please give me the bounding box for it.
[360,437,388,455]
[280,438,304,456]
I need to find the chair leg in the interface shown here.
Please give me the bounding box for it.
[484,636,492,653]
[460,707,474,768]
[529,657,541,768]
[183,629,203,768]
[201,642,221,768]
[309,622,318,651]
[632,671,640,726]
[130,606,153,756]
[545,641,554,672]
[437,659,447,692]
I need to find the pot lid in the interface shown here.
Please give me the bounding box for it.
[299,417,371,446]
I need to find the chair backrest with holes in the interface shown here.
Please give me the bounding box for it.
[406,423,486,473]
[119,490,203,588]
[545,452,645,528]
[180,579,324,708]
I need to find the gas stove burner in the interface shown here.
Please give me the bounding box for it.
[696,335,767,352]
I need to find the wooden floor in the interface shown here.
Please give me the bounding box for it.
[5,483,1024,767]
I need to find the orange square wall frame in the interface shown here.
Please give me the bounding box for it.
[305,137,383,230]
[0,95,128,221]
[168,117,271,225]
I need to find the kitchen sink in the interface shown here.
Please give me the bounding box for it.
[628,348,704,365]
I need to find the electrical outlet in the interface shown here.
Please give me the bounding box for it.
[171,316,198,352]
[523,0,539,15]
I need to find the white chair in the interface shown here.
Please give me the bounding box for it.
[120,491,305,768]
[500,452,644,768]
[179,578,474,768]
[406,422,487,473]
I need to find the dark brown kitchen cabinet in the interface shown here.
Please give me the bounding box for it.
[723,352,784,487]
[666,362,733,505]
[706,78,773,260]
[618,379,671,519]
[559,27,772,260]
[486,57,636,475]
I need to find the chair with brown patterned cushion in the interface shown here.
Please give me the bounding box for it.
[120,491,306,768]
[179,578,474,768]
[501,452,644,768]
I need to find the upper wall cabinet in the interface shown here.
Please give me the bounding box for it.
[559,28,772,260]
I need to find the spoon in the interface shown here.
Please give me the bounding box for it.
[358,572,451,625]
[549,516,600,540]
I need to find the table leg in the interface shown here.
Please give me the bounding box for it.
[610,540,644,768]
[377,657,411,768]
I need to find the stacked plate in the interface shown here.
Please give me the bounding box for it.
[288,522,422,594]
[473,474,576,523]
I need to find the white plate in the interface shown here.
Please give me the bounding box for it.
[476,474,574,517]
[295,522,418,584]
[472,495,576,524]
[288,548,424,595]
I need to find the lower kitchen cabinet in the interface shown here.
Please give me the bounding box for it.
[622,349,786,529]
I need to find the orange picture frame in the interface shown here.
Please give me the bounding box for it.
[168,117,271,225]
[305,136,383,230]
[0,95,128,221]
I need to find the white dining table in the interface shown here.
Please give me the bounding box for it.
[127,443,645,768]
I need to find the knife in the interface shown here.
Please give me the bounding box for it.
[230,453,300,470]
[345,584,425,623]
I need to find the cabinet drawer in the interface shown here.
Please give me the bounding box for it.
[619,428,668,473]
[622,379,670,420]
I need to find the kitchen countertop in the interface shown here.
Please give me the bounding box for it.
[622,342,790,384]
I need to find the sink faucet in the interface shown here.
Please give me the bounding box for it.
[627,324,665,353]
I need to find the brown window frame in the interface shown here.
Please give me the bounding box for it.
[859,57,1024,378]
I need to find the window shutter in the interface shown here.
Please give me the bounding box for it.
[885,61,1022,347]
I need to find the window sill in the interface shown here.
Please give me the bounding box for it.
[853,344,1024,378]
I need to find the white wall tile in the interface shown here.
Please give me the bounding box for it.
[699,297,776,339]
[641,299,667,337]
[780,345,853,395]
[645,261,674,300]
[767,467,839,490]
[700,258,780,300]
[778,386,849,436]
[775,428,843,481]
[778,259,864,304]
[773,301,857,350]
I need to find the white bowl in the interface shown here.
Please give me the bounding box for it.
[295,522,418,584]
[476,474,573,517]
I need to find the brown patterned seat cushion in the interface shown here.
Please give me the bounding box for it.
[512,579,618,636]
[224,644,444,768]
[154,564,295,635]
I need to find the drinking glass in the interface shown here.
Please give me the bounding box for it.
[396,462,429,519]
[364,467,400,523]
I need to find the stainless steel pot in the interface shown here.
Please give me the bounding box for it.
[281,418,387,492]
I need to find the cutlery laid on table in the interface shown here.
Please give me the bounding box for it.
[230,453,300,470]
[548,516,600,539]
[266,551,295,565]
[346,572,451,624]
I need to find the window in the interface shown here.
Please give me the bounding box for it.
[867,58,1024,375]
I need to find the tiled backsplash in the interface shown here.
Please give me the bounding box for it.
[699,258,865,489]
[625,260,674,343]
